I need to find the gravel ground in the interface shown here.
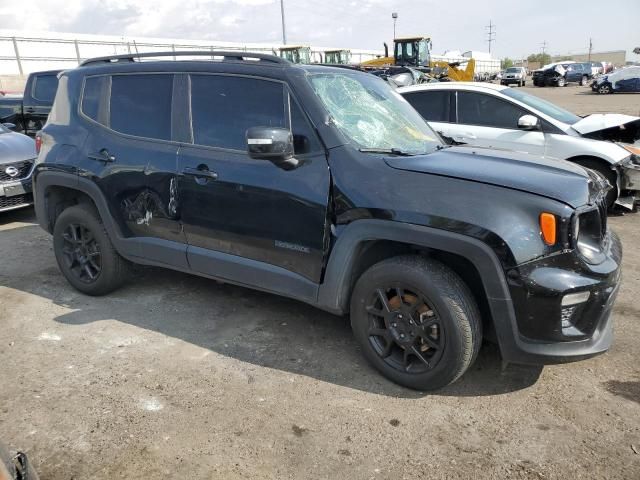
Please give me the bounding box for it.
[1,86,639,479]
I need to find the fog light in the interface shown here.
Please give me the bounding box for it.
[561,291,590,307]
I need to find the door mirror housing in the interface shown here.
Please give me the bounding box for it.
[246,127,295,162]
[518,114,540,131]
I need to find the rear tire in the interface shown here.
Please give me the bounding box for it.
[350,255,482,391]
[53,203,129,295]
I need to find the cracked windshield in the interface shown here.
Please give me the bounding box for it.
[309,73,441,154]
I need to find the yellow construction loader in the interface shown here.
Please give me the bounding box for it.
[362,36,475,82]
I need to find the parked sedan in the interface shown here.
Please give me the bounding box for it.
[399,82,640,208]
[0,123,36,213]
[593,66,640,94]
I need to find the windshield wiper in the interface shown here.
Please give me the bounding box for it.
[358,148,415,156]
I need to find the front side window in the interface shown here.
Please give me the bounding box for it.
[501,88,580,125]
[190,75,286,150]
[309,72,441,154]
[32,75,58,102]
[109,74,173,140]
[402,90,450,122]
[457,91,527,130]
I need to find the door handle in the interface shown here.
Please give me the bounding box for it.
[88,148,115,163]
[25,107,35,113]
[182,166,218,180]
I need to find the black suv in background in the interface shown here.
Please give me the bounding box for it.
[533,62,593,87]
[0,70,61,136]
[34,52,621,390]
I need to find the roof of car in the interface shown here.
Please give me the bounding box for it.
[398,82,510,94]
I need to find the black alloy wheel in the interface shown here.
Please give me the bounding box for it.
[365,286,445,374]
[60,223,102,283]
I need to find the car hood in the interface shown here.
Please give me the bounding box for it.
[572,114,640,143]
[0,131,36,164]
[384,146,599,208]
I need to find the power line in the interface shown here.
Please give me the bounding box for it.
[485,20,496,54]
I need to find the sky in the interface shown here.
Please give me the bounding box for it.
[0,0,638,61]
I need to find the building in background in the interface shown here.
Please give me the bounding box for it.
[552,50,626,66]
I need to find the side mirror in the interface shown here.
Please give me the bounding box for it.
[2,122,16,130]
[246,127,299,168]
[517,114,540,131]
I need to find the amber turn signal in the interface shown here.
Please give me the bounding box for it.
[539,212,556,245]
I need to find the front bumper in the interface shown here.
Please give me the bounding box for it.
[0,163,34,213]
[501,77,523,84]
[499,230,622,365]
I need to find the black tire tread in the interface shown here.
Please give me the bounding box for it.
[53,203,128,295]
[350,254,482,390]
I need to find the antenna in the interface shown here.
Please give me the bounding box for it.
[485,20,496,54]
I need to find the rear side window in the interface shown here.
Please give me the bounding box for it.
[190,75,286,150]
[32,74,58,102]
[456,91,526,129]
[110,74,173,141]
[402,90,450,122]
[81,76,108,122]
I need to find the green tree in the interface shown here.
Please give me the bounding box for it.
[501,57,514,69]
[527,53,552,65]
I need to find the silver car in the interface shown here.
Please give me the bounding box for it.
[0,123,37,213]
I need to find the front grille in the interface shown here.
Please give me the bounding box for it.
[561,306,576,328]
[596,195,608,240]
[0,159,34,182]
[0,193,32,210]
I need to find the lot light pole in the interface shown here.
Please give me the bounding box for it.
[280,0,287,45]
[392,12,398,40]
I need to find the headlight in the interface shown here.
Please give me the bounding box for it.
[572,206,606,264]
[619,143,640,158]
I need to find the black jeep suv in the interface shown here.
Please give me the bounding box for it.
[34,52,621,390]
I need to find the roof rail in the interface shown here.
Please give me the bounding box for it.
[79,50,289,67]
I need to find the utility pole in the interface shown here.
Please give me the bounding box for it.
[392,12,398,40]
[485,20,496,54]
[541,40,548,62]
[280,0,287,45]
[588,38,593,62]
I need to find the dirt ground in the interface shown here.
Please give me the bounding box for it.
[1,85,639,480]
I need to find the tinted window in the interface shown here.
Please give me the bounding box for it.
[403,90,450,122]
[457,91,526,129]
[32,75,58,102]
[110,74,173,140]
[290,95,321,154]
[81,76,107,122]
[190,75,285,150]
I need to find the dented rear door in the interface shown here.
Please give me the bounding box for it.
[78,73,186,250]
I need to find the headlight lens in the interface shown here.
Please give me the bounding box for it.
[619,143,640,158]
[573,207,606,264]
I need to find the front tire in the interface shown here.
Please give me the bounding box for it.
[350,255,482,391]
[580,75,588,86]
[598,83,612,94]
[53,204,129,295]
[557,77,566,87]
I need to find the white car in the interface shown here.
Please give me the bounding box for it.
[399,82,640,208]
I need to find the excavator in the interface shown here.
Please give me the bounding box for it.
[362,36,475,82]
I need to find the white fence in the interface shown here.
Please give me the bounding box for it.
[0,33,383,75]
